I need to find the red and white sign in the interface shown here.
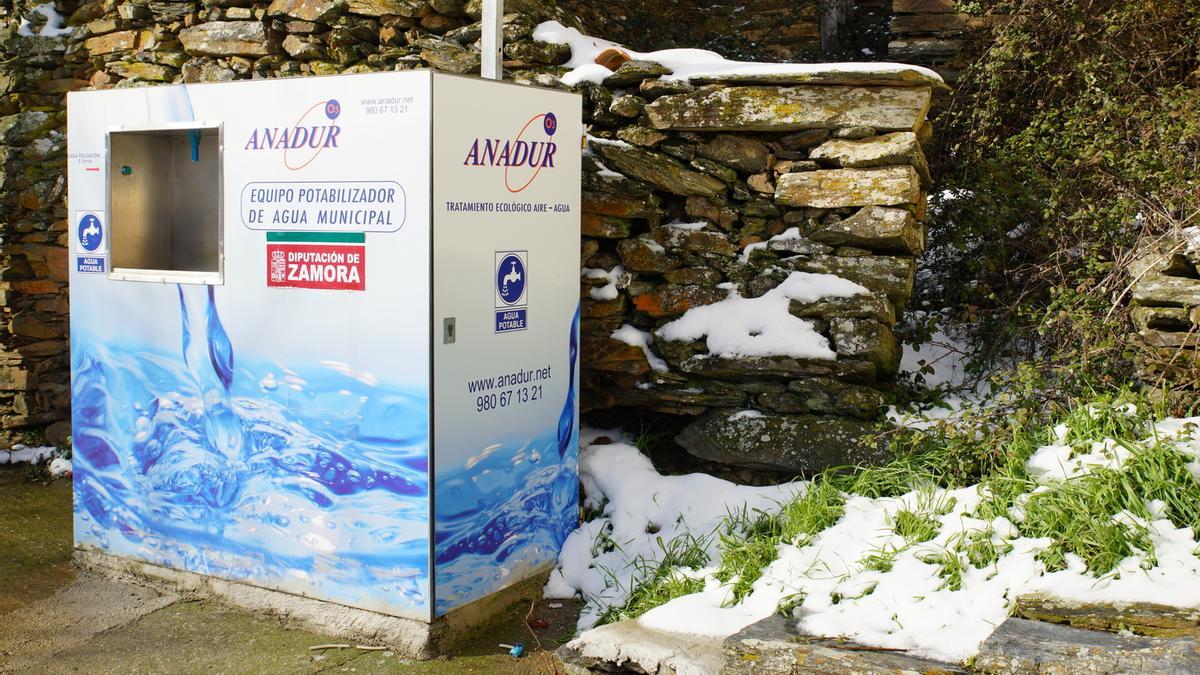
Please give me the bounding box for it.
[267,243,365,291]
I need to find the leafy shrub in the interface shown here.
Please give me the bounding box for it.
[926,0,1200,404]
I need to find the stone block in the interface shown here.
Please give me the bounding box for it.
[893,0,956,12]
[266,0,344,22]
[581,213,632,239]
[584,377,748,411]
[888,37,962,60]
[1013,594,1200,638]
[697,134,771,174]
[594,141,726,197]
[973,617,1200,674]
[581,336,651,375]
[416,37,480,73]
[1130,306,1190,332]
[281,34,325,59]
[809,206,923,255]
[784,377,888,418]
[84,29,140,55]
[789,292,895,324]
[582,170,663,220]
[810,131,930,185]
[673,353,876,384]
[631,284,726,319]
[782,255,916,305]
[0,366,32,392]
[581,295,625,319]
[677,410,890,474]
[1131,272,1200,307]
[617,237,680,273]
[654,225,738,258]
[775,167,921,209]
[639,77,694,99]
[10,315,60,340]
[664,267,723,286]
[831,318,901,377]
[603,60,672,87]
[615,125,667,147]
[685,195,738,230]
[179,22,277,57]
[505,39,570,65]
[646,85,932,133]
[1141,329,1200,349]
[347,0,425,16]
[686,67,945,89]
[891,13,1009,36]
[108,62,176,82]
[1129,245,1199,280]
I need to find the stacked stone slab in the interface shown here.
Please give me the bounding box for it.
[0,2,82,444]
[1128,235,1200,404]
[554,0,820,62]
[889,0,1008,83]
[576,63,940,473]
[69,0,578,85]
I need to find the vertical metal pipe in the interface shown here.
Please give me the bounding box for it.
[481,0,504,80]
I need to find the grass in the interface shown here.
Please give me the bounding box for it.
[714,478,845,605]
[587,388,1200,624]
[593,531,711,626]
[859,548,899,573]
[953,527,1013,570]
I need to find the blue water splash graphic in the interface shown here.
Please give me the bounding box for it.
[557,304,579,458]
[72,286,431,615]
[434,307,580,615]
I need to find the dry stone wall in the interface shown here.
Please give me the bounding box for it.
[0,1,79,444]
[889,0,1008,83]
[70,0,577,84]
[1129,236,1200,406]
[553,0,821,62]
[576,62,940,473]
[0,0,941,477]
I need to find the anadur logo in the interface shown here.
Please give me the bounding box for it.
[244,99,342,171]
[463,112,558,193]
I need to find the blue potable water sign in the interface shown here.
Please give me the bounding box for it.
[495,250,528,333]
[77,212,103,252]
[495,252,526,306]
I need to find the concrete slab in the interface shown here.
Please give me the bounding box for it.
[0,573,178,671]
[76,549,555,660]
[555,619,724,674]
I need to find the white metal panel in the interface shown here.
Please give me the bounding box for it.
[430,73,581,616]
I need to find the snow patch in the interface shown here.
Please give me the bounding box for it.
[551,416,1200,665]
[584,265,626,301]
[0,444,57,465]
[533,21,942,86]
[611,324,669,373]
[18,3,72,37]
[657,271,867,359]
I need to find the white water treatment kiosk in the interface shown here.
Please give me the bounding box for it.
[66,71,582,642]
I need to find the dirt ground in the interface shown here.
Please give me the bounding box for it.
[0,467,581,674]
